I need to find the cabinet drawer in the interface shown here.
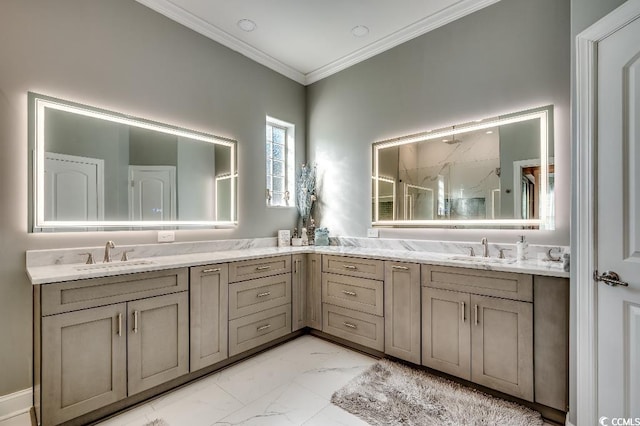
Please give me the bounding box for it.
[322,304,384,351]
[229,305,291,356]
[421,265,533,302]
[229,256,291,283]
[41,268,189,316]
[322,255,384,280]
[322,273,383,316]
[229,273,291,320]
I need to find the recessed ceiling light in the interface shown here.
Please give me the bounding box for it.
[237,19,257,32]
[486,130,494,134]
[442,139,449,142]
[351,25,369,37]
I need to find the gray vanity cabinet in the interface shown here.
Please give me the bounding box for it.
[292,254,306,331]
[422,265,534,402]
[228,256,292,356]
[127,292,189,395]
[35,268,189,426]
[41,303,127,426]
[384,261,421,364]
[306,253,323,330]
[190,264,229,371]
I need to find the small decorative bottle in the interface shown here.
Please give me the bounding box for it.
[307,218,316,245]
[301,228,309,246]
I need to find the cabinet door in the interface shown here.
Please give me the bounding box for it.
[190,264,229,371]
[42,303,127,425]
[422,288,471,380]
[306,253,322,330]
[128,292,189,395]
[292,254,306,331]
[470,294,534,401]
[385,262,421,364]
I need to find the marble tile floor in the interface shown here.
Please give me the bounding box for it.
[0,335,557,426]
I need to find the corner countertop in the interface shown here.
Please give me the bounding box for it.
[26,245,569,285]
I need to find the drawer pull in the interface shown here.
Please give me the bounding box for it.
[257,291,271,298]
[343,265,358,270]
[256,265,272,271]
[343,322,358,329]
[342,290,357,297]
[117,313,122,337]
[392,265,409,270]
[257,324,271,331]
[203,267,221,273]
[133,310,139,334]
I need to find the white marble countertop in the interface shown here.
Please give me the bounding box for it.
[26,245,569,285]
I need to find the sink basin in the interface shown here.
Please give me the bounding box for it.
[75,259,156,271]
[448,255,516,264]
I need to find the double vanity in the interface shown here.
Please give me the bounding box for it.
[27,239,569,426]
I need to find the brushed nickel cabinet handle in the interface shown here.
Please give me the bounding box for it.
[257,324,271,331]
[133,310,139,334]
[392,265,409,270]
[256,265,271,271]
[343,265,358,270]
[474,305,478,326]
[203,267,221,273]
[257,291,271,298]
[342,290,357,296]
[460,302,465,323]
[117,313,122,337]
[343,322,357,329]
[294,259,298,274]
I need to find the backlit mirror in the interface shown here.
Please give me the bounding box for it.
[372,106,554,229]
[29,93,237,231]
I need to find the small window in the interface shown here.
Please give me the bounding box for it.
[266,116,295,207]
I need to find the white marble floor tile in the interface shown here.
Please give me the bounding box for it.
[293,348,377,400]
[95,404,156,426]
[302,403,371,426]
[212,356,304,405]
[151,383,243,426]
[214,382,328,426]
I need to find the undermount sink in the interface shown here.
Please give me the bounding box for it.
[448,255,516,264]
[75,259,156,271]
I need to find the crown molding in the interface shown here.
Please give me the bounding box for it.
[136,0,501,86]
[305,0,501,84]
[135,0,307,85]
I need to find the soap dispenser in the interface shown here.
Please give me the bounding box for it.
[516,235,528,261]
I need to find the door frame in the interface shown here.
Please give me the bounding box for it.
[128,165,177,221]
[575,1,640,424]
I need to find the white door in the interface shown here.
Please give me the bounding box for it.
[44,152,104,221]
[596,10,640,420]
[129,166,176,221]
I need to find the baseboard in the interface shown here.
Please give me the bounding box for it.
[0,389,33,422]
[565,412,575,426]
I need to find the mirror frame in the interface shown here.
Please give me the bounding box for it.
[372,106,553,229]
[29,92,238,231]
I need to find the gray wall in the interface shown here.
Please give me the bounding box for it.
[307,0,570,246]
[568,0,627,424]
[0,0,305,397]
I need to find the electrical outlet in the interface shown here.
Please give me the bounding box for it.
[367,228,379,238]
[157,231,175,243]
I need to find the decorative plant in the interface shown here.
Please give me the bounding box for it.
[296,163,317,227]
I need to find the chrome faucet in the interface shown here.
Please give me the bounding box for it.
[104,241,115,263]
[481,237,489,257]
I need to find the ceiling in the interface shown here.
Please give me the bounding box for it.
[135,0,500,85]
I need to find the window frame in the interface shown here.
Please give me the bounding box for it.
[266,116,295,208]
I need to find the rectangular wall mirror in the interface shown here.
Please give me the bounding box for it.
[372,105,554,229]
[29,92,237,232]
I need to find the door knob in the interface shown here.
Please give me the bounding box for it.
[594,270,629,287]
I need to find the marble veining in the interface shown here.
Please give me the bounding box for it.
[26,236,569,285]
